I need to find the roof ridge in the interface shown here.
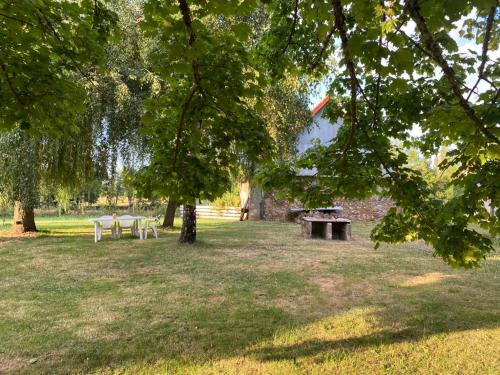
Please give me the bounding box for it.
[311,96,330,116]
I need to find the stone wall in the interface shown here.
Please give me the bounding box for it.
[261,192,394,221]
[333,197,394,221]
[261,194,302,221]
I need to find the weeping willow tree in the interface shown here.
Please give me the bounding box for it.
[0,130,40,232]
[86,0,159,207]
[0,122,95,232]
[262,78,311,163]
[0,0,157,233]
[44,0,158,219]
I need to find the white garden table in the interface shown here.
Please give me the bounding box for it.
[89,216,145,242]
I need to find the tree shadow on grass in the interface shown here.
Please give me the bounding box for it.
[2,220,498,374]
[248,277,499,363]
[19,266,499,374]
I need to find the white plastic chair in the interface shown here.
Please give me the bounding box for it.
[117,215,137,238]
[95,216,117,242]
[140,216,159,240]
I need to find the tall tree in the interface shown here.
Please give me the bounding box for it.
[162,199,178,228]
[259,0,499,267]
[0,0,116,232]
[134,0,272,243]
[0,130,39,232]
[0,120,96,232]
[146,5,310,229]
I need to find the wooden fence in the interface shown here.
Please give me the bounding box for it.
[179,205,240,219]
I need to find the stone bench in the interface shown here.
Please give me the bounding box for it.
[301,217,351,240]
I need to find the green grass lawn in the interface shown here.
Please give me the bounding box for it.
[0,217,499,374]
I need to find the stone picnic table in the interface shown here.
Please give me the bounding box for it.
[288,206,343,221]
[290,206,344,215]
[301,217,351,241]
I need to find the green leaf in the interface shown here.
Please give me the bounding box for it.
[389,48,414,74]
[232,23,252,41]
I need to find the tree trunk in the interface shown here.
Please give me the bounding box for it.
[162,199,177,228]
[12,201,37,233]
[179,204,196,243]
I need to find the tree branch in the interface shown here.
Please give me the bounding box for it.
[172,83,199,168]
[331,0,358,155]
[0,57,27,111]
[0,11,34,26]
[178,0,201,86]
[397,28,483,97]
[35,8,97,86]
[405,0,499,144]
[311,25,335,70]
[466,5,496,101]
[478,5,496,79]
[172,0,202,169]
[282,0,299,55]
[397,28,432,59]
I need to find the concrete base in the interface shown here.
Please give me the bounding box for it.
[323,222,332,240]
[302,220,312,238]
[301,219,351,241]
[336,222,351,240]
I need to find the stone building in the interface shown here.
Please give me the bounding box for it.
[241,97,394,222]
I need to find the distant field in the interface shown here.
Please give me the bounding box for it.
[0,217,498,374]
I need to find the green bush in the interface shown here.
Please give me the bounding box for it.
[212,187,240,209]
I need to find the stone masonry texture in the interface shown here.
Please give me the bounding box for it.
[261,192,394,221]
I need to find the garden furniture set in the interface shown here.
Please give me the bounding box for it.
[90,215,159,242]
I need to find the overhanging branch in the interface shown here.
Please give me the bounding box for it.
[466,5,496,101]
[405,0,500,144]
[311,25,335,70]
[282,0,299,55]
[331,0,358,155]
[0,57,28,113]
[0,11,34,26]
[35,7,97,87]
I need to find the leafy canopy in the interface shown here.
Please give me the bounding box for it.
[0,0,116,135]
[133,0,272,204]
[259,0,499,267]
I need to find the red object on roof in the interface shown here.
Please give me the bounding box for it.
[311,96,330,116]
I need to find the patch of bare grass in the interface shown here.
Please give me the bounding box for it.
[0,355,28,374]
